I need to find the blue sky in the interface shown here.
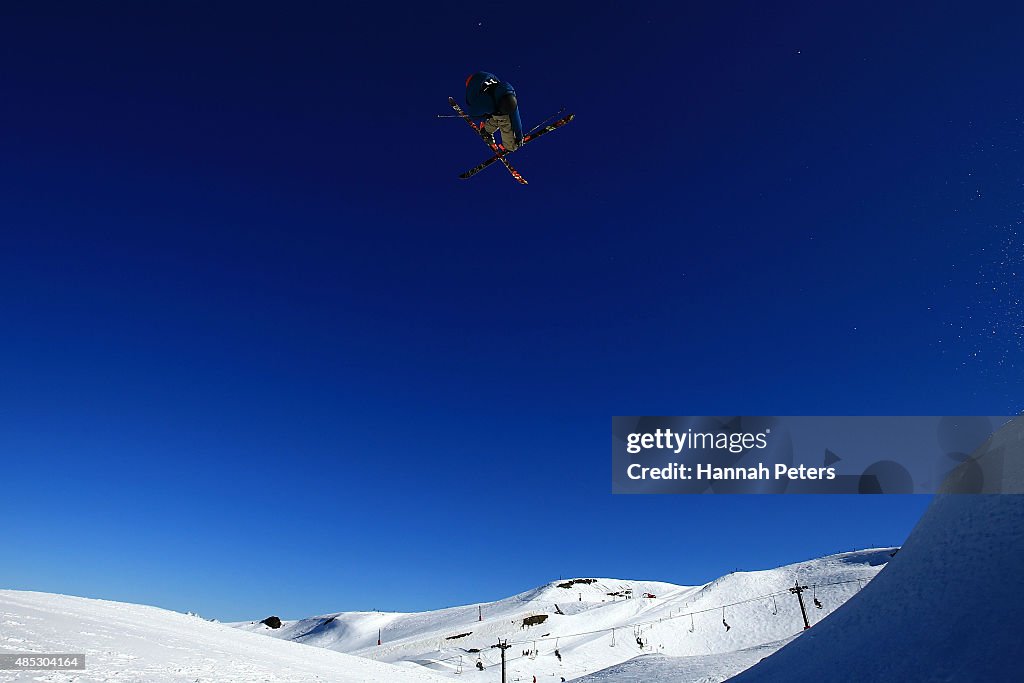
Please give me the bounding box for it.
[1,2,1021,620]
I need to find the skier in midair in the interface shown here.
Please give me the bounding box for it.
[464,71,524,152]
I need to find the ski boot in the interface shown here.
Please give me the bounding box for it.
[478,121,496,147]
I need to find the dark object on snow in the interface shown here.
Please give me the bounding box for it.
[522,614,548,628]
[476,660,484,671]
[446,632,472,640]
[556,578,597,589]
[555,648,562,661]
[723,618,731,631]
[814,598,824,609]
[261,616,282,629]
[554,604,564,615]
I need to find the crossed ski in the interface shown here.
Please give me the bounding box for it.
[448,97,575,184]
[448,97,527,184]
[459,112,575,180]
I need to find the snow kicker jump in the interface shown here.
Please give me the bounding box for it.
[449,71,574,184]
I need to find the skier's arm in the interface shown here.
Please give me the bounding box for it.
[509,107,524,144]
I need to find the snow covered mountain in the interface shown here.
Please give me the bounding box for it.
[235,549,893,681]
[0,590,449,683]
[5,418,1017,683]
[581,417,1024,682]
[721,418,1024,682]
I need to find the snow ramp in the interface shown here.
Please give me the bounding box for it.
[728,416,1024,682]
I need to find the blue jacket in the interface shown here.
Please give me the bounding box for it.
[465,71,523,143]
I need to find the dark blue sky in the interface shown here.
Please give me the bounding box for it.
[1,2,1020,620]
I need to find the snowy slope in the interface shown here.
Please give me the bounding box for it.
[236,550,892,681]
[0,590,449,683]
[726,418,1024,682]
[575,638,794,683]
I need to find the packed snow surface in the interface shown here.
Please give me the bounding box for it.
[0,590,449,683]
[235,549,892,681]
[575,638,793,683]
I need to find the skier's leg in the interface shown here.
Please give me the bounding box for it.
[489,114,520,151]
[478,116,499,145]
